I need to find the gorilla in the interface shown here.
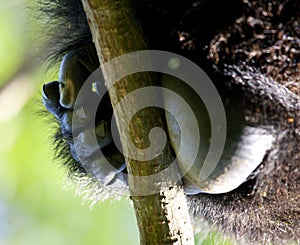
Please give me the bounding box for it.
[39,0,299,243]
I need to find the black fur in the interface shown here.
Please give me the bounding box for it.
[38,0,300,243]
[38,0,93,64]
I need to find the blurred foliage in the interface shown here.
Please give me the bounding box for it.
[0,0,26,85]
[0,0,139,244]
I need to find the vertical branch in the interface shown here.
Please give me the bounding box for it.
[81,0,194,244]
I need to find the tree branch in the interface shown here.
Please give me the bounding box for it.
[81,0,194,244]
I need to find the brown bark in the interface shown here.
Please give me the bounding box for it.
[80,0,194,244]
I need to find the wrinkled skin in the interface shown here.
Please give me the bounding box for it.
[40,0,300,243]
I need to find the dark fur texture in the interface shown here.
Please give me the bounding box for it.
[38,0,300,243]
[188,1,300,243]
